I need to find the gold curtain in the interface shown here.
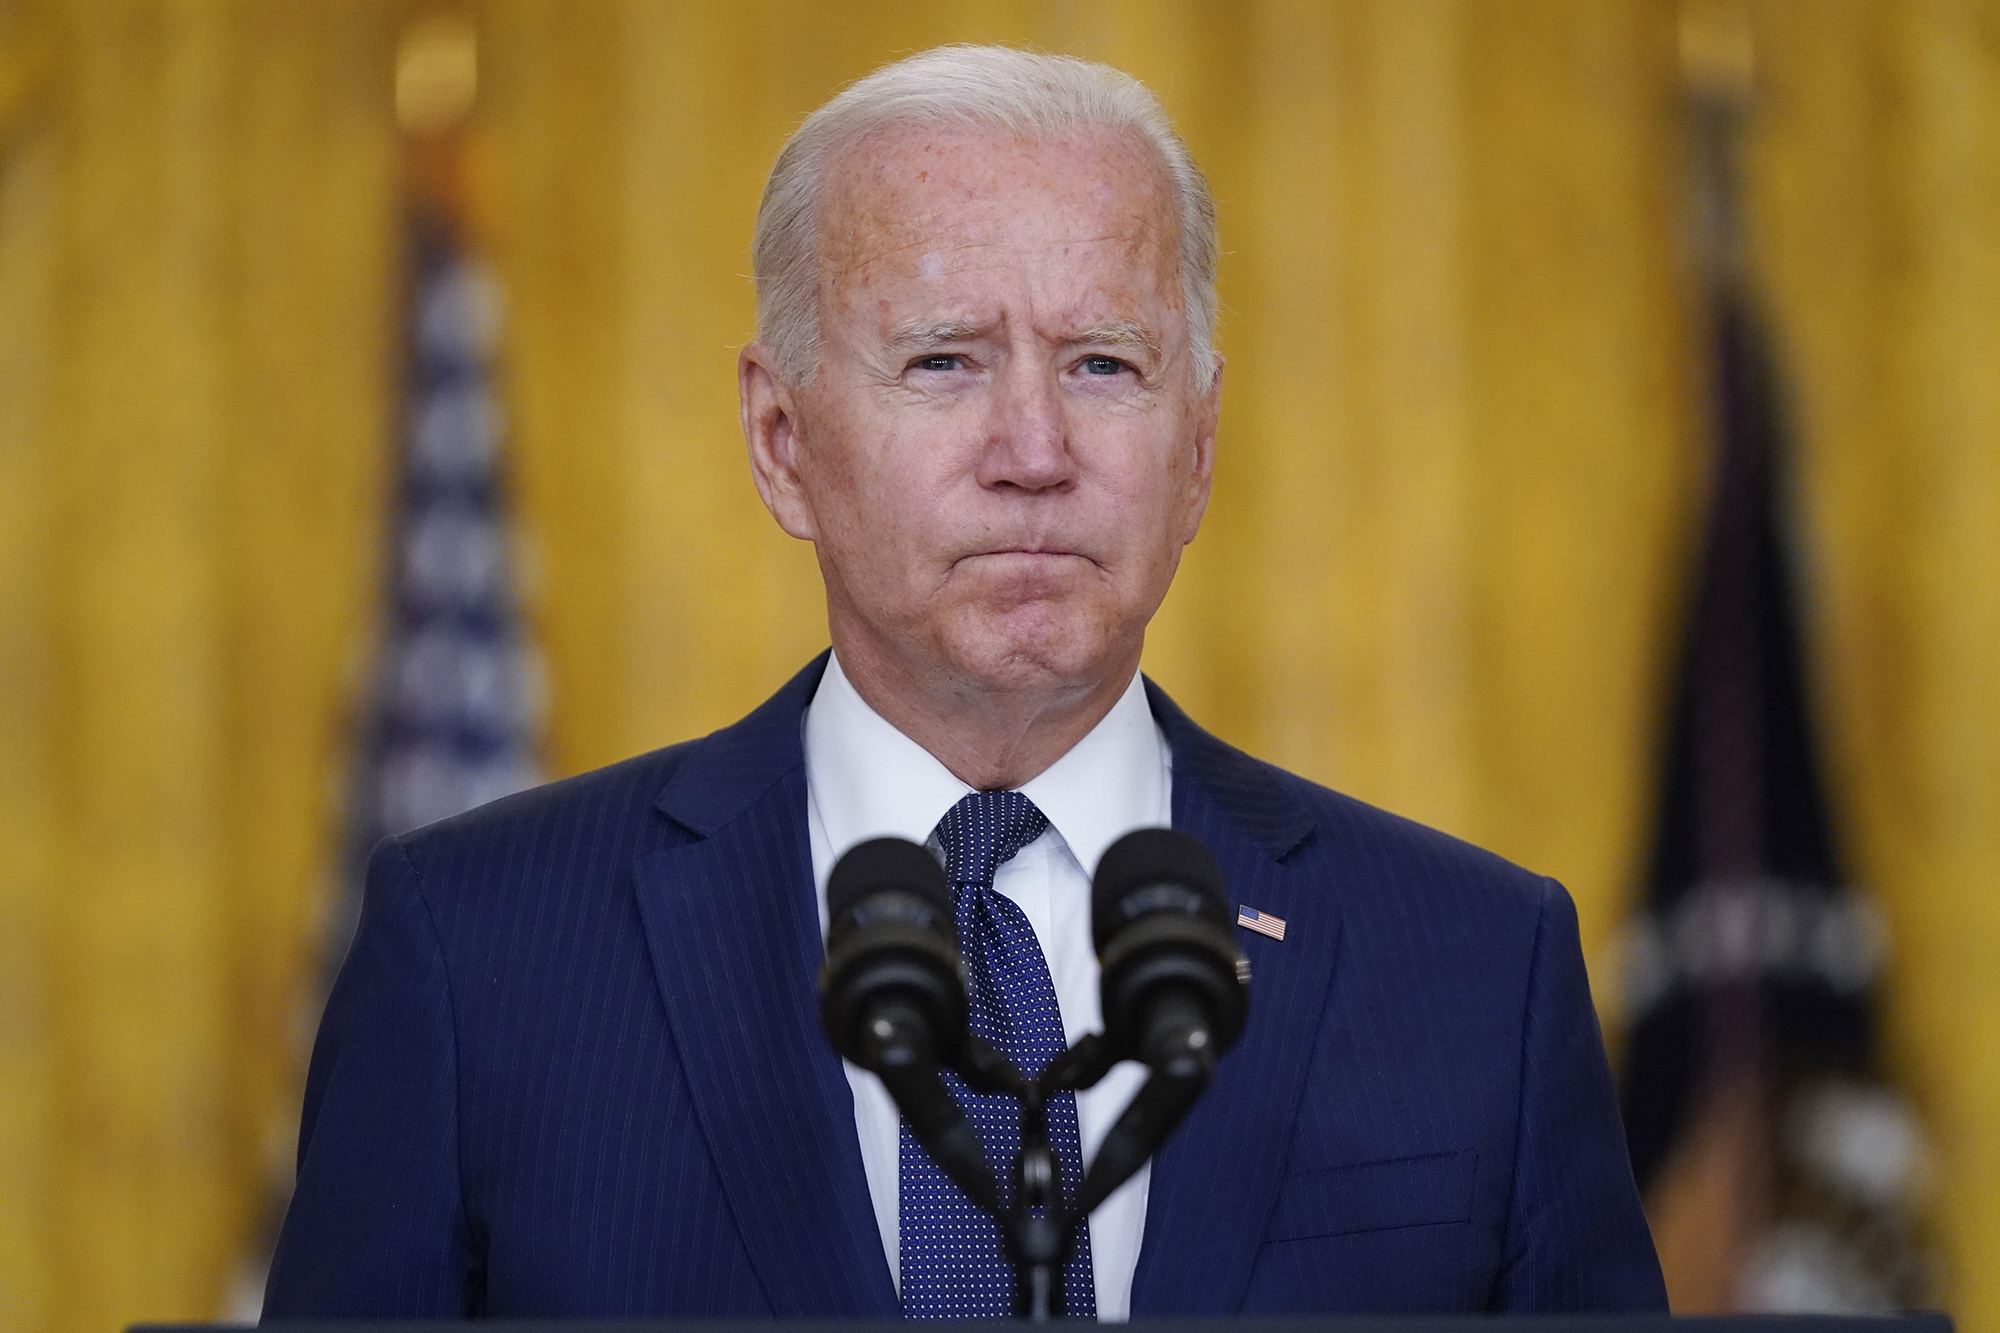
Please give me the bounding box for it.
[2,2,1996,1329]
[0,2,399,1329]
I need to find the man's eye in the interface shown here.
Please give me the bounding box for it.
[910,354,962,372]
[1080,355,1127,376]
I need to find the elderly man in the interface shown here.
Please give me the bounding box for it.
[265,46,1665,1319]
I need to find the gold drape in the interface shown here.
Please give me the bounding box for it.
[1,2,1995,1329]
[0,2,399,1328]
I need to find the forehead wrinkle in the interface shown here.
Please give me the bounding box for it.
[832,222,1157,288]
[817,146,1172,272]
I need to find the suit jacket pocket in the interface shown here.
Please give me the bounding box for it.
[1265,1149,1478,1241]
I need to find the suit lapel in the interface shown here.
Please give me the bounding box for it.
[631,656,898,1317]
[1131,683,1345,1315]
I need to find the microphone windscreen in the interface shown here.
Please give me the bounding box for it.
[826,836,951,929]
[1091,827,1228,948]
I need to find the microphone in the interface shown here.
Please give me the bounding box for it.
[1066,827,1249,1219]
[1091,827,1249,1073]
[818,836,999,1213]
[820,836,965,1073]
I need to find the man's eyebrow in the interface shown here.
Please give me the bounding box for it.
[885,320,983,350]
[883,318,1164,358]
[1068,322,1162,358]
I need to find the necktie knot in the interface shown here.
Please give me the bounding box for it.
[933,790,1049,894]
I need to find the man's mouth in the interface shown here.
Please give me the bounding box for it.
[957,546,1091,566]
[945,547,1098,583]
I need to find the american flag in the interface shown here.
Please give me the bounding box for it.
[240,25,545,1316]
[1237,906,1287,941]
[332,220,544,957]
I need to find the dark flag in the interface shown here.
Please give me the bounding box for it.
[1615,40,1931,1311]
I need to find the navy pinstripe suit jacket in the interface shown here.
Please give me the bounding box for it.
[264,654,1666,1318]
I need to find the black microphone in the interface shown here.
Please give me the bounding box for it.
[1068,827,1248,1219]
[819,836,964,1073]
[1091,827,1248,1073]
[818,836,999,1214]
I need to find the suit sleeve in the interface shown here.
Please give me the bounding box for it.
[1494,879,1668,1311]
[262,836,482,1318]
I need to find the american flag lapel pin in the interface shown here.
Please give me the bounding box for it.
[1237,905,1287,941]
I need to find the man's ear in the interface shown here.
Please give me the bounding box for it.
[1179,355,1223,545]
[740,342,818,541]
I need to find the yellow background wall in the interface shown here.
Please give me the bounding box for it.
[1,2,1995,1329]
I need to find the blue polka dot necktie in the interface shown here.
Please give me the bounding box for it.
[899,790,1097,1319]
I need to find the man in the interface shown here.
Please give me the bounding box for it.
[265,46,1665,1319]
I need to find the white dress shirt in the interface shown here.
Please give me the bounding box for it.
[805,651,1170,1321]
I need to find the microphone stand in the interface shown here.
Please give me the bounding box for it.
[886,1019,1221,1322]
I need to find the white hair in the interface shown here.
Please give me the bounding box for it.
[752,45,1220,389]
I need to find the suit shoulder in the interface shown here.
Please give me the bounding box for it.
[1259,759,1557,919]
[1221,759,1568,1010]
[384,738,701,898]
[1152,679,1554,927]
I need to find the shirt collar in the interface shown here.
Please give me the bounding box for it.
[1017,668,1167,877]
[803,651,1167,879]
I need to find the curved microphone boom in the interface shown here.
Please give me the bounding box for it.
[818,837,1000,1214]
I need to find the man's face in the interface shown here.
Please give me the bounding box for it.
[743,126,1219,701]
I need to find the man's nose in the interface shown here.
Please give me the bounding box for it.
[978,360,1073,493]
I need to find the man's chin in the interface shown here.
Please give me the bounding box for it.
[934,609,1134,699]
